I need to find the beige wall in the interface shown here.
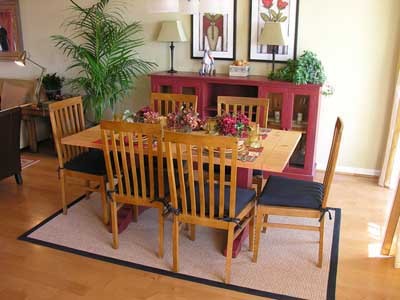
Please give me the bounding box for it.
[1,0,400,173]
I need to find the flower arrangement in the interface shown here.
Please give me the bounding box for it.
[215,112,250,137]
[121,106,161,123]
[167,105,203,131]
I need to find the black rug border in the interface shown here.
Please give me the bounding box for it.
[18,197,341,300]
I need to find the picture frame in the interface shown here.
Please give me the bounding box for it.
[191,0,237,60]
[0,0,23,61]
[248,0,299,62]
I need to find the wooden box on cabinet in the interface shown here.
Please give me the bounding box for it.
[150,72,321,181]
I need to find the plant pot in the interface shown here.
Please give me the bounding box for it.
[45,89,61,100]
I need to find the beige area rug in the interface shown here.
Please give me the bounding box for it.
[20,157,40,169]
[19,193,340,300]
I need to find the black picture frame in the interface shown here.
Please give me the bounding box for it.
[191,0,237,61]
[248,0,299,63]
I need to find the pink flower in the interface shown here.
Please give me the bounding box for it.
[277,0,288,10]
[262,0,274,9]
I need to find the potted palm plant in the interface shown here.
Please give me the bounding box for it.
[52,0,157,123]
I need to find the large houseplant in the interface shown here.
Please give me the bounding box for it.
[52,0,156,122]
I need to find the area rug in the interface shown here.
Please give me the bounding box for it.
[20,157,40,169]
[19,193,340,300]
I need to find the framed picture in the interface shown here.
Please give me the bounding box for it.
[0,0,23,61]
[191,0,237,60]
[248,0,299,62]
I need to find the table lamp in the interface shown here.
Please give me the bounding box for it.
[15,51,46,105]
[157,20,188,73]
[259,22,287,74]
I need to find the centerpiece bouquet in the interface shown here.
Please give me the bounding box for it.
[167,105,203,131]
[215,112,251,137]
[122,106,160,123]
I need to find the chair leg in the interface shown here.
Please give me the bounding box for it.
[60,170,67,215]
[225,224,235,284]
[15,173,23,185]
[255,175,263,197]
[172,216,179,272]
[158,208,164,258]
[252,209,264,263]
[132,205,139,223]
[110,200,119,249]
[189,224,196,241]
[249,208,255,252]
[100,180,109,225]
[318,217,325,268]
[262,215,269,233]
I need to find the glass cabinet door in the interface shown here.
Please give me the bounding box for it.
[267,92,284,129]
[289,94,311,169]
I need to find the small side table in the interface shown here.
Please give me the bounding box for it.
[21,103,53,152]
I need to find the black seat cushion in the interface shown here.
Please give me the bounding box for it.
[117,168,173,201]
[259,176,324,210]
[183,182,256,216]
[64,150,107,176]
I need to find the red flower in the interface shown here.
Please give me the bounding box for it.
[277,0,288,10]
[262,0,274,9]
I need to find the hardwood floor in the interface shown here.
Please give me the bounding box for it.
[0,150,399,299]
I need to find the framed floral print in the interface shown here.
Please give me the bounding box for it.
[0,0,23,61]
[191,0,237,60]
[248,0,299,62]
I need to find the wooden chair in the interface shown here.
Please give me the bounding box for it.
[150,93,198,115]
[217,96,269,127]
[100,121,166,257]
[49,97,109,224]
[217,96,270,195]
[252,118,343,267]
[164,131,257,284]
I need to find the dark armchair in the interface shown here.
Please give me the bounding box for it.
[0,107,22,184]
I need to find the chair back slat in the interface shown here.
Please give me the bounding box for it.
[151,93,198,115]
[164,131,238,220]
[217,96,269,127]
[197,145,206,217]
[322,118,344,208]
[49,97,88,168]
[100,121,164,205]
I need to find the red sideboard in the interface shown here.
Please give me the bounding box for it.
[150,72,322,181]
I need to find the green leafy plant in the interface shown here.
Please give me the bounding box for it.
[42,73,64,91]
[269,51,327,85]
[52,0,157,122]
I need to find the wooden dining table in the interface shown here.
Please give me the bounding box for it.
[61,125,301,257]
[61,125,301,189]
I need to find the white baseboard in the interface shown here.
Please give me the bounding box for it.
[316,164,381,177]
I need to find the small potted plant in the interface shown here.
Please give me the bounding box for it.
[42,73,64,100]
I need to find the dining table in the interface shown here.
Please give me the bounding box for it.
[61,125,301,256]
[61,125,301,189]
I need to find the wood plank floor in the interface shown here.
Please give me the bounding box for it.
[0,150,400,299]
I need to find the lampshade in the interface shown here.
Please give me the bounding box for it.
[259,22,287,46]
[14,50,27,66]
[157,20,188,42]
[179,0,199,14]
[147,0,179,13]
[199,0,230,14]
